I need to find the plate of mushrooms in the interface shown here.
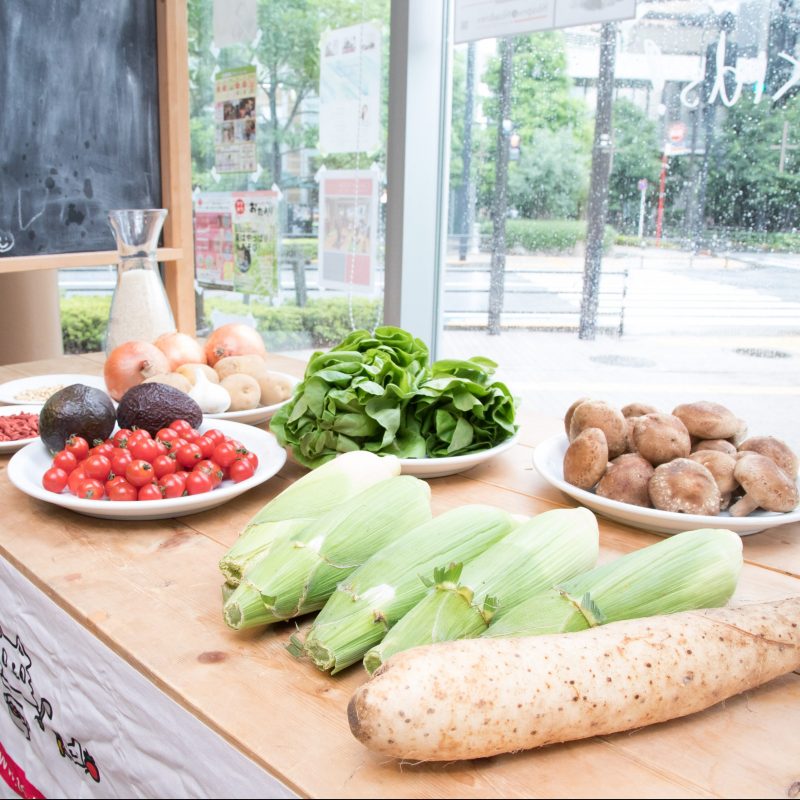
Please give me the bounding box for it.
[533,398,800,536]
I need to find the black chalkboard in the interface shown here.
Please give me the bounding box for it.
[0,0,161,258]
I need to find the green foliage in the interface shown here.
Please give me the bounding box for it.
[481,219,615,253]
[60,296,112,353]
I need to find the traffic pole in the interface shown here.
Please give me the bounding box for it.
[655,149,668,244]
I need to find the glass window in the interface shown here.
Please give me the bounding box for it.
[441,0,800,446]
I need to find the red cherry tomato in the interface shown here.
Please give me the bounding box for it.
[212,441,240,469]
[76,478,105,500]
[176,443,203,469]
[152,453,177,479]
[108,479,138,501]
[158,473,187,499]
[89,442,114,459]
[113,428,134,448]
[195,435,217,459]
[194,459,224,488]
[67,465,88,495]
[229,458,256,483]
[52,449,78,473]
[138,483,164,501]
[64,435,89,461]
[169,419,192,436]
[242,450,259,471]
[42,467,69,493]
[204,428,225,447]
[125,459,155,488]
[128,436,160,462]
[156,428,180,450]
[110,447,133,475]
[84,454,112,481]
[185,471,213,495]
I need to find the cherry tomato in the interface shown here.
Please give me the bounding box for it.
[158,473,187,499]
[194,459,223,487]
[169,419,192,436]
[185,471,213,495]
[84,454,112,481]
[229,458,256,483]
[195,435,217,459]
[76,478,105,499]
[156,428,180,450]
[64,435,89,461]
[212,441,240,469]
[108,479,138,502]
[110,447,133,475]
[42,467,69,493]
[52,449,78,473]
[125,459,155,488]
[128,436,160,462]
[152,453,177,479]
[68,465,89,495]
[176,443,203,469]
[138,483,164,501]
[89,441,114,459]
[113,429,134,448]
[242,450,259,471]
[204,428,225,447]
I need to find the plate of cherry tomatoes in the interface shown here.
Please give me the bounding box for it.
[7,417,286,520]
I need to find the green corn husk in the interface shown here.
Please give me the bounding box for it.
[363,507,599,674]
[219,450,402,586]
[299,505,516,674]
[482,527,743,639]
[223,475,432,630]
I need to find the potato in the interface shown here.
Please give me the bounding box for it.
[257,371,295,406]
[213,354,268,382]
[176,363,219,385]
[220,373,261,411]
[142,372,192,394]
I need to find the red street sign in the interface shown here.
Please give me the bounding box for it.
[668,122,687,143]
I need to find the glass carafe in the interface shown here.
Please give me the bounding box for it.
[105,209,176,354]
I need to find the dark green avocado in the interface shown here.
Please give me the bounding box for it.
[116,383,202,436]
[39,384,116,453]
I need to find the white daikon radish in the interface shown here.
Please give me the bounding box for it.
[348,596,800,762]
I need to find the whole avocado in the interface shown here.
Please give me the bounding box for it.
[39,384,116,453]
[117,383,203,436]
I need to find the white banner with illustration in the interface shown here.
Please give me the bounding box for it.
[0,558,293,799]
[214,66,258,173]
[317,168,379,294]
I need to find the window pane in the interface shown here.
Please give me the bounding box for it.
[442,1,800,447]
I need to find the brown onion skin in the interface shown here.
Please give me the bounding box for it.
[104,341,170,401]
[153,331,207,370]
[204,323,267,367]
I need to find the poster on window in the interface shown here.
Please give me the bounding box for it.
[194,193,235,288]
[231,191,280,297]
[319,23,381,154]
[553,0,636,29]
[317,168,378,294]
[214,66,258,173]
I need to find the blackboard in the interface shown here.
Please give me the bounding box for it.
[0,0,161,258]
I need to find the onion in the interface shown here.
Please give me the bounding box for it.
[204,323,267,367]
[104,340,170,401]
[153,331,207,370]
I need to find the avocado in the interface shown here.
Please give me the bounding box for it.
[39,383,116,453]
[116,383,203,436]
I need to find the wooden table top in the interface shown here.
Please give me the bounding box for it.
[1,353,799,799]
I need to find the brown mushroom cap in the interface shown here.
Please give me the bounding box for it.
[737,436,799,479]
[568,400,627,459]
[728,454,799,517]
[621,402,659,419]
[563,427,608,490]
[632,413,691,466]
[648,458,722,515]
[595,453,655,507]
[564,397,591,437]
[688,450,738,509]
[691,438,738,456]
[672,401,741,440]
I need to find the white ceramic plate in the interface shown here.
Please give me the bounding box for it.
[204,371,300,426]
[533,433,800,536]
[0,405,42,454]
[0,374,108,406]
[7,418,286,521]
[398,433,521,479]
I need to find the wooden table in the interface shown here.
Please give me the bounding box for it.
[1,353,799,799]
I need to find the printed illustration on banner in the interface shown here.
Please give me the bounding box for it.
[0,624,100,786]
[319,23,381,154]
[194,193,235,288]
[215,66,258,173]
[317,168,379,293]
[232,191,280,297]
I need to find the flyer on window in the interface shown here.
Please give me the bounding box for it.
[231,190,280,297]
[319,23,381,154]
[317,168,378,294]
[194,193,235,288]
[214,66,258,173]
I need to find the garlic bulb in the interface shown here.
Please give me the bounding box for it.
[188,367,231,414]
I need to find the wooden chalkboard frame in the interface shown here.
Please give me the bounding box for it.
[0,0,196,335]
